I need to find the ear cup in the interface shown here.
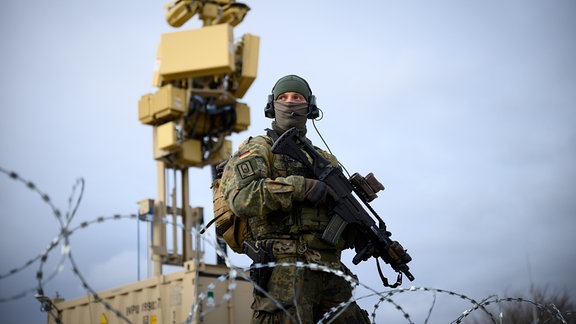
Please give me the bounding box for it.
[264,94,275,118]
[307,95,319,119]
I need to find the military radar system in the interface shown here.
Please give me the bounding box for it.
[47,1,259,323]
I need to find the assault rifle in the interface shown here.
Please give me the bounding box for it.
[271,127,414,288]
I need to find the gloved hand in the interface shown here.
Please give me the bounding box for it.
[304,179,339,205]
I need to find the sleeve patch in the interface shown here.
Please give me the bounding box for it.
[237,160,255,179]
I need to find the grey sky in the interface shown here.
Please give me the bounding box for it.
[1,1,575,323]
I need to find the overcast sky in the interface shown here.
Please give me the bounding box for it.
[1,1,575,323]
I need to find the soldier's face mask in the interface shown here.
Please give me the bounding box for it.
[273,102,308,130]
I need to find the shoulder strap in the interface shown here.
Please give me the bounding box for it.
[264,128,279,145]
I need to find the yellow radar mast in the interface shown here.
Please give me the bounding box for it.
[138,0,259,275]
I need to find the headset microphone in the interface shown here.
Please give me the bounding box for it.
[291,111,306,117]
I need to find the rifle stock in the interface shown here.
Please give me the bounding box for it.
[271,127,414,287]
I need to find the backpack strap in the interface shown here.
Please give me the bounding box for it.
[200,212,221,234]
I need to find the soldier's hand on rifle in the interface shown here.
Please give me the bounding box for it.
[352,234,374,263]
[304,179,339,205]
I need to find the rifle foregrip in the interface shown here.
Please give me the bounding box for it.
[352,244,371,265]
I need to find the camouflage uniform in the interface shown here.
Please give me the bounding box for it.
[220,129,370,324]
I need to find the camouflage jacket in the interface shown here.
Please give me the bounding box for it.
[219,130,342,246]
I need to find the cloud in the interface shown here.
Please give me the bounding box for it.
[2,0,576,323]
[84,250,140,294]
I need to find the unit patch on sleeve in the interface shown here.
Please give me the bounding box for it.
[237,160,255,179]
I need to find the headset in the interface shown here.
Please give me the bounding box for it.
[264,76,320,119]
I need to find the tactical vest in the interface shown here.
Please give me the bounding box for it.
[247,130,347,251]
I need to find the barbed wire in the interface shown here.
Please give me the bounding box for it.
[1,166,571,324]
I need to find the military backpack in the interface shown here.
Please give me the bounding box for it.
[208,160,250,253]
[204,129,282,253]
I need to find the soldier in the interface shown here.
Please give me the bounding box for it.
[219,75,370,323]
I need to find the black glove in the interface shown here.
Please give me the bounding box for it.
[304,178,327,205]
[304,179,339,205]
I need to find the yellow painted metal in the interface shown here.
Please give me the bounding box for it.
[164,0,249,28]
[178,139,202,166]
[164,0,201,28]
[151,84,187,120]
[156,121,179,151]
[139,85,187,125]
[152,43,163,87]
[176,138,233,167]
[233,33,260,98]
[138,199,155,216]
[233,102,250,132]
[200,2,220,25]
[156,24,235,84]
[138,94,154,124]
[152,196,167,275]
[48,262,253,324]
